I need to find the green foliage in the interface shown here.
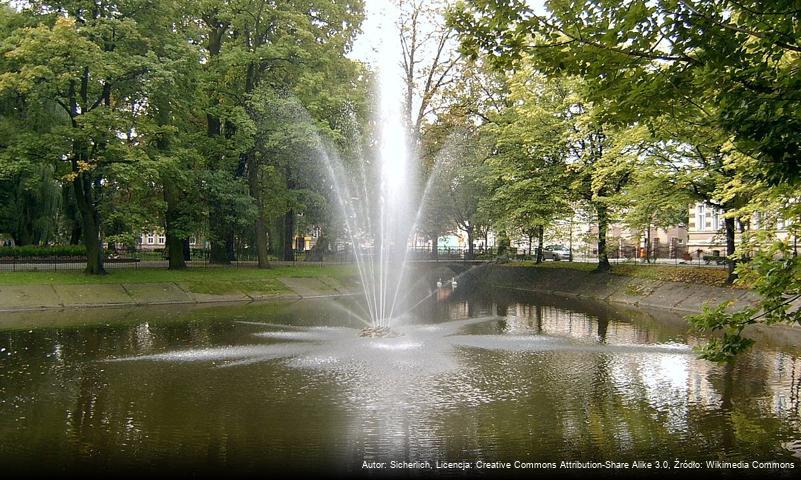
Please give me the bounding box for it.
[0,245,86,257]
[0,0,369,270]
[452,0,801,358]
[450,0,801,184]
[688,302,758,361]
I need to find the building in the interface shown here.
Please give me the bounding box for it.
[686,202,727,255]
[138,231,202,251]
[686,202,796,256]
[586,220,689,259]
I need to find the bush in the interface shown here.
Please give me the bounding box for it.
[0,245,87,257]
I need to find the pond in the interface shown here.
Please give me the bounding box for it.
[1,288,799,476]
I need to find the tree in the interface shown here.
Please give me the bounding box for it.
[428,118,492,258]
[0,2,177,273]
[398,0,462,148]
[451,0,801,357]
[484,72,569,262]
[450,0,801,184]
[489,70,635,271]
[618,163,693,263]
[418,134,455,258]
[195,0,364,265]
[0,4,64,247]
[640,116,751,281]
[445,137,491,259]
[143,1,205,269]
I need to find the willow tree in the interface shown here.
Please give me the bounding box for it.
[0,1,178,273]
[0,6,64,246]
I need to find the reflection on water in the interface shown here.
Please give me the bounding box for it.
[1,290,800,475]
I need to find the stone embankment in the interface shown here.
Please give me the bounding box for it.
[0,263,768,315]
[466,265,761,314]
[0,276,356,313]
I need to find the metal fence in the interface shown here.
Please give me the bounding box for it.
[584,243,727,267]
[0,247,358,272]
[0,243,728,272]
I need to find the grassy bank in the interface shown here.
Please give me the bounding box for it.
[0,261,741,293]
[510,261,744,288]
[0,264,359,296]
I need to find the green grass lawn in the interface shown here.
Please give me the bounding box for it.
[0,260,740,293]
[510,260,741,288]
[0,264,359,292]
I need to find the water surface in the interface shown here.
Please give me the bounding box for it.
[1,289,799,476]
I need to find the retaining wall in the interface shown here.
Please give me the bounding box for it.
[465,265,761,314]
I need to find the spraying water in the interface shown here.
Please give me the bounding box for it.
[326,1,418,331]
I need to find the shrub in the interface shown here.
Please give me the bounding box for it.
[0,245,87,257]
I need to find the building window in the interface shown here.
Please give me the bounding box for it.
[711,208,720,231]
[158,236,165,244]
[147,236,154,245]
[696,204,705,232]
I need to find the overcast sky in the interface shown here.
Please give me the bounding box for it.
[349,0,396,66]
[349,0,546,66]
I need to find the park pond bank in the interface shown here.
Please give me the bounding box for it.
[0,263,795,346]
[2,264,799,350]
[461,264,801,345]
[0,263,777,316]
[0,266,361,313]
[466,264,761,314]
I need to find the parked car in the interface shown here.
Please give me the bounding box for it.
[542,245,571,261]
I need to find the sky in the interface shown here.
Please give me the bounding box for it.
[349,0,398,66]
[349,0,547,66]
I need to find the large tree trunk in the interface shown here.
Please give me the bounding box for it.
[724,216,737,284]
[431,235,439,259]
[595,204,611,272]
[282,210,295,261]
[157,98,187,271]
[466,226,474,259]
[645,222,652,264]
[536,225,544,263]
[165,232,186,270]
[165,181,186,270]
[246,152,270,269]
[73,172,105,275]
[162,185,186,270]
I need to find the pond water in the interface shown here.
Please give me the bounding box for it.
[1,288,800,476]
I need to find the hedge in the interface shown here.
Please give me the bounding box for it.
[0,245,87,257]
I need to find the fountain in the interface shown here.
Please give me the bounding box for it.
[323,1,418,336]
